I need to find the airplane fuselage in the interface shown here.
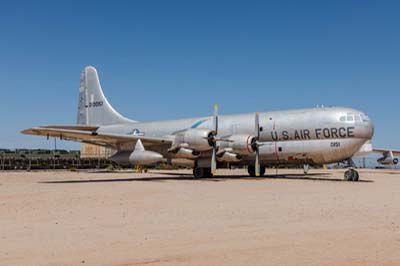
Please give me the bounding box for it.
[100,106,374,167]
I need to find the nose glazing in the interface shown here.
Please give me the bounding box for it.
[362,112,374,139]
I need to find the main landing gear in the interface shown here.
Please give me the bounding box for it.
[193,166,267,178]
[193,167,213,178]
[247,166,266,177]
[344,159,359,182]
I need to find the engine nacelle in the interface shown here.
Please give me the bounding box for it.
[173,128,215,151]
[174,147,201,159]
[219,134,256,155]
[217,151,242,162]
[377,151,399,165]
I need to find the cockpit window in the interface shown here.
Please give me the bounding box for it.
[340,113,368,123]
[360,114,370,122]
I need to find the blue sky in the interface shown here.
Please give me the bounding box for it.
[0,0,399,151]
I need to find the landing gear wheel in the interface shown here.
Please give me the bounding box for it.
[248,166,265,177]
[260,167,266,177]
[352,170,359,182]
[248,166,255,177]
[204,168,213,178]
[193,167,213,178]
[344,170,352,181]
[344,169,359,182]
[193,167,204,178]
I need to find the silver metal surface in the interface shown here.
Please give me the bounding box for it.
[23,66,379,169]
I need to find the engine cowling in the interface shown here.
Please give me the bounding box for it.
[174,147,201,159]
[219,134,257,155]
[173,128,215,151]
[217,151,242,162]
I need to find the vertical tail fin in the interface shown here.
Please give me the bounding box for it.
[76,66,136,126]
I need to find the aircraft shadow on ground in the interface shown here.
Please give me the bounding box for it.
[40,171,373,184]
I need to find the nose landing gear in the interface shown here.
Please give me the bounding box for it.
[344,168,359,181]
[344,159,359,182]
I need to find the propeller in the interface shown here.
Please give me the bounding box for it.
[255,112,261,176]
[211,104,218,175]
[209,106,261,176]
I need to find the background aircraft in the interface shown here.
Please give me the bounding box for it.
[23,66,397,181]
[374,149,400,166]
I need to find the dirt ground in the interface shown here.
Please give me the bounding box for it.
[1,168,400,266]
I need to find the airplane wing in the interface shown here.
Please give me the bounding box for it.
[353,141,400,157]
[373,148,400,156]
[21,126,173,147]
[39,125,100,131]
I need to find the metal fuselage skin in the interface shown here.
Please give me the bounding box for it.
[99,106,374,167]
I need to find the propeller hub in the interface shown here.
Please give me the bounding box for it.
[207,131,217,147]
[250,137,258,152]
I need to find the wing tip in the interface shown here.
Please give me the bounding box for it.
[21,128,35,135]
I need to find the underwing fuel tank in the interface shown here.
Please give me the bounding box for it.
[129,150,163,165]
[127,139,164,165]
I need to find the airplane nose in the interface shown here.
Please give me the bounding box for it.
[363,113,374,139]
[369,119,375,138]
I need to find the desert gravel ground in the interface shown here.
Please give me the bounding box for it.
[1,168,400,266]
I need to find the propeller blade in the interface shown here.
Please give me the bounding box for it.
[255,149,260,177]
[211,147,217,175]
[213,104,218,134]
[255,112,260,139]
[255,112,260,176]
[211,104,219,176]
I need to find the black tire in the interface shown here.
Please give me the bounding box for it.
[344,169,359,182]
[344,170,353,181]
[193,167,205,178]
[193,167,213,178]
[248,166,256,177]
[352,170,359,182]
[260,167,266,177]
[248,166,265,177]
[204,168,213,178]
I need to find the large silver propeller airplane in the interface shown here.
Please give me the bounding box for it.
[22,66,399,181]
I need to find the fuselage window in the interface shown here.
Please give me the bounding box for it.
[340,116,346,122]
[355,115,361,122]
